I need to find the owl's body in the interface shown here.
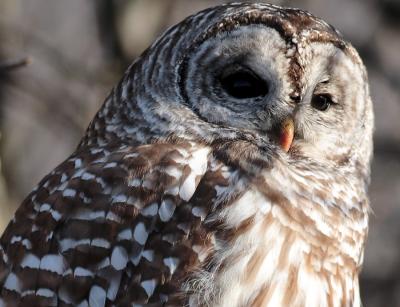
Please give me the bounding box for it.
[0,3,373,307]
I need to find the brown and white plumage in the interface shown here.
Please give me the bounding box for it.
[0,3,373,307]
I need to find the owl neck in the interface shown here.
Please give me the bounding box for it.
[188,160,367,307]
[79,86,205,149]
[202,206,363,307]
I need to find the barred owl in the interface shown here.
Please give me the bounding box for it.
[0,3,373,307]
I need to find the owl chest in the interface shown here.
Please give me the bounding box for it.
[190,189,360,307]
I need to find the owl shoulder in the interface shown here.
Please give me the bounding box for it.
[0,141,234,305]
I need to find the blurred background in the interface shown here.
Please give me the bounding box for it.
[0,0,399,305]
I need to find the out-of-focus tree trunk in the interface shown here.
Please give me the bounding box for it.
[0,133,8,232]
[0,57,31,232]
[0,153,12,233]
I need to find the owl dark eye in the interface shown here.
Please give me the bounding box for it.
[220,70,268,99]
[311,94,333,111]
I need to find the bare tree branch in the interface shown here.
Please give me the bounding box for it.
[0,57,31,73]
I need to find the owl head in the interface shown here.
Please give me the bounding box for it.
[88,3,373,181]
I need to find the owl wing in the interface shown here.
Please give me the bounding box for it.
[0,142,233,306]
